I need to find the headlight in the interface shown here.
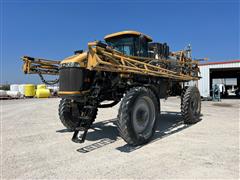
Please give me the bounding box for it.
[60,62,81,68]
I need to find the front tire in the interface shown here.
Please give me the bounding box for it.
[58,99,81,130]
[58,99,98,130]
[117,87,160,146]
[181,86,201,124]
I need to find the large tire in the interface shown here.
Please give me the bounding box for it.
[180,86,188,112]
[181,86,201,124]
[58,99,98,130]
[58,99,81,130]
[117,87,160,146]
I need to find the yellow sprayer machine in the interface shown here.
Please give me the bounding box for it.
[22,31,201,145]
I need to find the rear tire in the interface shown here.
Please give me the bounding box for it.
[117,87,160,146]
[181,86,201,124]
[180,86,188,112]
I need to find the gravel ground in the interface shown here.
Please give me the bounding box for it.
[1,97,239,179]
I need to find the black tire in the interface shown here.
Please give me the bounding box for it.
[58,99,98,130]
[181,86,201,124]
[180,86,188,112]
[117,87,160,146]
[58,99,80,130]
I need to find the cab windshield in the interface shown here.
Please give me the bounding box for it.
[105,36,148,57]
[106,37,134,56]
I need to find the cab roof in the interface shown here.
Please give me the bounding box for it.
[104,30,153,42]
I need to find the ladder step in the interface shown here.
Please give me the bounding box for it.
[79,116,92,121]
[75,126,87,131]
[84,105,96,109]
[72,129,88,143]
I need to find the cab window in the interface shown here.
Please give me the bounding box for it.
[106,37,135,56]
[105,35,149,57]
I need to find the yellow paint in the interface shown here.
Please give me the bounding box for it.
[21,56,60,75]
[61,52,88,64]
[37,84,46,89]
[58,90,90,95]
[104,30,153,42]
[36,89,50,98]
[21,31,199,83]
[24,84,35,97]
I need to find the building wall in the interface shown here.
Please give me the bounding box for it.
[199,66,210,97]
[198,62,240,97]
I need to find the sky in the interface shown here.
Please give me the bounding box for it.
[0,0,239,84]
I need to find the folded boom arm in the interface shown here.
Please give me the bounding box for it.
[22,56,61,85]
[22,56,60,75]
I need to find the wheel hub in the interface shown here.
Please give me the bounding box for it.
[132,96,155,134]
[190,93,200,117]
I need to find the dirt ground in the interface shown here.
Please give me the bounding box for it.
[1,97,239,179]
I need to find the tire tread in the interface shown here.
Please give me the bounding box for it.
[117,86,160,145]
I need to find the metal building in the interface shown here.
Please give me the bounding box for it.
[198,60,240,97]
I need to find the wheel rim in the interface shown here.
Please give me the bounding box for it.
[190,93,200,117]
[132,96,156,136]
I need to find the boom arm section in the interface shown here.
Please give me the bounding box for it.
[22,56,60,75]
[22,56,61,85]
[86,42,200,81]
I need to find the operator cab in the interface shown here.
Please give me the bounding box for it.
[104,31,152,57]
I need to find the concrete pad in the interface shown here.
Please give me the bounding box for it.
[1,97,239,179]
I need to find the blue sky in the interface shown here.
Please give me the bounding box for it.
[1,0,239,84]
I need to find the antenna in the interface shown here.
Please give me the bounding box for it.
[186,44,192,58]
